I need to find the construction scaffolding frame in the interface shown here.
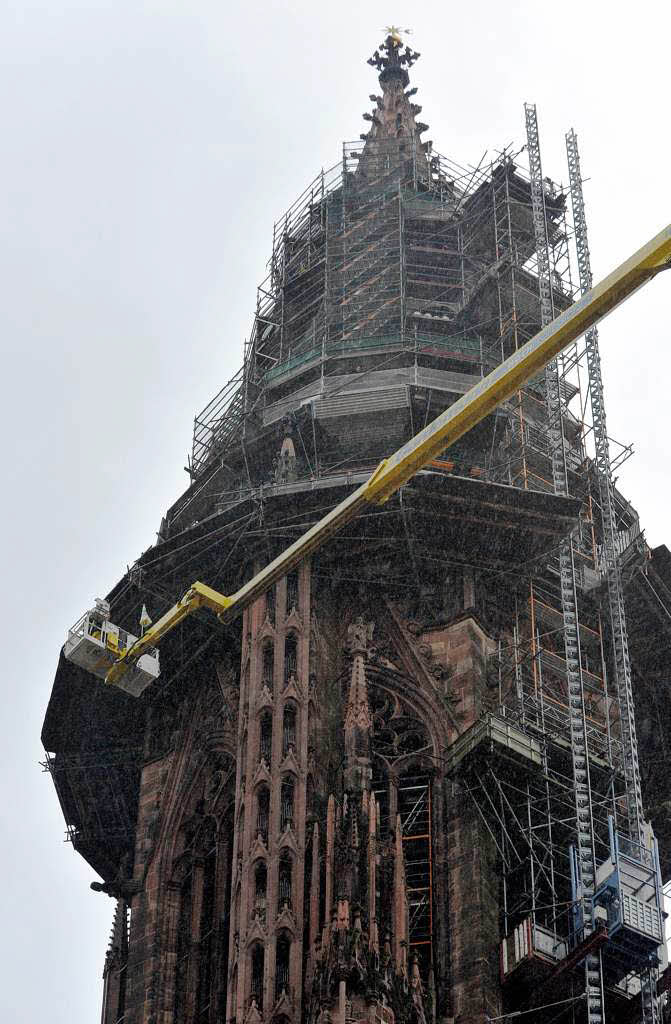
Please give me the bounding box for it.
[460,110,662,1023]
[158,97,665,1022]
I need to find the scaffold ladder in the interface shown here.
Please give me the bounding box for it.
[566,128,658,1024]
[525,103,604,1024]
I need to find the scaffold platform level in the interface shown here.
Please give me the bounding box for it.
[443,713,543,776]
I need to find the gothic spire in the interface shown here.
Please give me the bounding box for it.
[344,616,374,791]
[361,31,429,147]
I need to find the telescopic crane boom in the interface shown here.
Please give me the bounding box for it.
[105,224,671,690]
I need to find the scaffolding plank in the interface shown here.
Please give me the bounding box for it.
[444,714,542,776]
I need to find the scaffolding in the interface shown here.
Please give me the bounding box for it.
[145,95,665,1022]
[188,142,496,484]
[41,748,141,855]
[455,113,662,1023]
[187,137,580,498]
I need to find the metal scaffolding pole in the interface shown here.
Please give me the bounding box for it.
[525,103,605,1024]
[566,127,659,1024]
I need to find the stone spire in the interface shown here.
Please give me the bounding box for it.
[357,31,430,184]
[344,616,374,792]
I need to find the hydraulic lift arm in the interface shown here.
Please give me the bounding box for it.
[106,223,671,689]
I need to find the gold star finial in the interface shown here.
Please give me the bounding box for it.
[383,25,411,46]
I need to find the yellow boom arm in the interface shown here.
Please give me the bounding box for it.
[106,224,671,688]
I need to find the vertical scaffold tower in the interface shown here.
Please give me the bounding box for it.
[566,128,659,1024]
[525,103,605,1024]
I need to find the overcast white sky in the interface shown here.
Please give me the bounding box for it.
[2,1,670,1020]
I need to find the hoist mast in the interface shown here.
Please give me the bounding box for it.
[526,101,603,1024]
[566,127,660,1024]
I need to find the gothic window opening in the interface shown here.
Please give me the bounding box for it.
[278,851,292,911]
[174,866,193,1021]
[240,732,248,781]
[282,704,296,756]
[306,775,316,819]
[284,635,298,684]
[286,571,299,614]
[275,933,291,1000]
[254,861,267,921]
[280,777,294,832]
[262,643,274,693]
[265,586,276,625]
[196,832,217,1022]
[250,943,264,1011]
[398,771,433,980]
[219,811,234,1012]
[256,786,270,844]
[370,686,434,982]
[303,834,312,943]
[259,712,272,765]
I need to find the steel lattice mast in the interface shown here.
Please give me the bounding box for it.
[525,103,605,1024]
[566,128,659,1024]
[565,128,644,844]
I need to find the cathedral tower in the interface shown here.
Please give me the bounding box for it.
[43,32,671,1024]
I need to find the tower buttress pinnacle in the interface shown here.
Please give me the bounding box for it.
[344,617,374,792]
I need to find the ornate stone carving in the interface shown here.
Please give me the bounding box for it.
[347,616,374,657]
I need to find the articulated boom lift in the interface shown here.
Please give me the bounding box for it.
[78,223,670,694]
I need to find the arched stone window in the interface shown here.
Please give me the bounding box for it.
[275,933,291,1000]
[370,684,435,983]
[254,860,267,922]
[303,832,313,943]
[259,711,273,765]
[172,813,232,1024]
[240,731,247,778]
[280,777,294,832]
[262,642,274,692]
[284,635,297,684]
[306,775,316,819]
[173,864,192,1021]
[286,571,299,614]
[250,943,265,1011]
[282,704,296,756]
[265,585,276,625]
[217,809,234,1009]
[256,786,270,844]
[397,768,433,980]
[278,850,292,911]
[196,826,217,1021]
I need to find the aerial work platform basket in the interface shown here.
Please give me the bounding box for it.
[63,599,159,697]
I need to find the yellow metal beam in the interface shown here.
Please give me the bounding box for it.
[105,224,671,689]
[363,223,671,504]
[106,582,233,685]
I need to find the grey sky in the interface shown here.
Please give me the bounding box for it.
[2,1,670,1019]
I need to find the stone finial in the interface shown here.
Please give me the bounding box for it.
[347,616,374,657]
[273,435,298,484]
[393,814,408,971]
[344,654,373,734]
[344,623,374,791]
